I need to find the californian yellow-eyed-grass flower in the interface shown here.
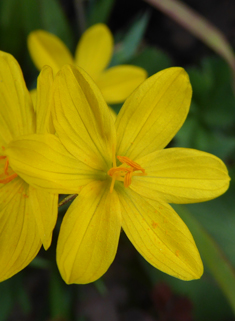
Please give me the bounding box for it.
[27,23,147,104]
[7,65,230,284]
[0,51,59,281]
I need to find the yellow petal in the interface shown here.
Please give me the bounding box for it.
[27,30,74,74]
[96,65,147,104]
[116,67,192,160]
[0,178,41,281]
[57,180,121,284]
[6,134,97,194]
[109,107,117,122]
[131,148,230,204]
[117,186,203,280]
[0,51,35,145]
[28,187,58,249]
[30,88,37,110]
[74,23,113,79]
[36,66,55,134]
[53,65,116,171]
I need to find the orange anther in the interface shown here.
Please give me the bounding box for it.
[4,159,9,175]
[108,166,132,177]
[124,171,132,188]
[0,157,18,184]
[0,173,18,184]
[117,156,145,173]
[108,155,146,192]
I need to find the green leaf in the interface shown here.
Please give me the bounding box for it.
[111,11,150,65]
[94,278,108,296]
[185,180,235,267]
[128,46,172,76]
[49,264,72,318]
[20,0,41,35]
[0,279,14,321]
[197,57,235,128]
[175,115,199,148]
[0,0,22,56]
[187,57,235,128]
[38,0,73,49]
[16,277,31,315]
[202,56,233,89]
[174,203,235,316]
[30,256,51,269]
[203,132,235,159]
[0,274,31,320]
[187,67,213,100]
[87,0,115,26]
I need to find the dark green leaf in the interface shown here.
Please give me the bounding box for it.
[174,203,235,316]
[87,0,115,26]
[128,46,172,76]
[111,11,150,64]
[38,0,73,49]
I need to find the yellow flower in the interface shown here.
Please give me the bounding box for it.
[0,51,58,281]
[7,65,230,284]
[27,23,147,104]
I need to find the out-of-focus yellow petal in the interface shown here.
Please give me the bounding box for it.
[131,148,230,204]
[57,180,121,284]
[116,67,192,160]
[27,30,73,74]
[0,178,41,281]
[96,65,147,104]
[36,66,55,134]
[117,186,203,280]
[6,134,99,194]
[74,23,113,79]
[53,65,116,171]
[28,187,58,249]
[0,51,35,145]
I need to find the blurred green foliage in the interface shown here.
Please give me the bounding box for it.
[0,0,235,320]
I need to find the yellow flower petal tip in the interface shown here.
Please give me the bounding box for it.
[27,30,73,74]
[27,24,147,103]
[97,65,148,104]
[0,50,58,281]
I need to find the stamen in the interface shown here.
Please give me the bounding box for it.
[108,155,146,192]
[117,156,145,173]
[4,159,9,175]
[0,173,18,184]
[0,156,18,184]
[108,167,132,177]
[124,171,132,188]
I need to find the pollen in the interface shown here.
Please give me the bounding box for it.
[0,155,18,184]
[108,155,146,193]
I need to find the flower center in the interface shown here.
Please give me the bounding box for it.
[0,155,18,184]
[108,155,146,193]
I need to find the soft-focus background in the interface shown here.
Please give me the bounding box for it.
[1,0,235,320]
